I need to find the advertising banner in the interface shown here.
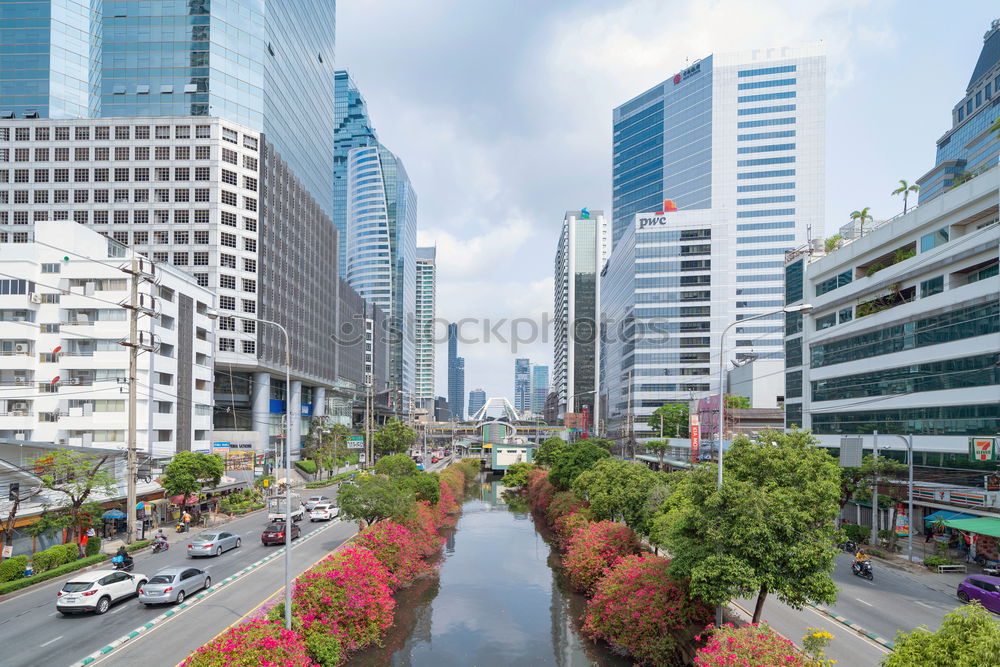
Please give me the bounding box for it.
[690,415,700,463]
[970,437,996,462]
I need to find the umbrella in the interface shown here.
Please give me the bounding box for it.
[136,501,153,511]
[102,509,126,519]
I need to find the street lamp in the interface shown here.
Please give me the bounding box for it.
[714,303,812,626]
[879,434,915,564]
[208,310,294,630]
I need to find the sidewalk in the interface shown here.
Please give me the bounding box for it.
[871,550,971,597]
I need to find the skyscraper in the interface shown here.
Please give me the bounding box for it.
[447,323,465,420]
[553,210,608,426]
[468,388,487,419]
[334,70,378,277]
[415,247,437,408]
[513,358,531,414]
[918,19,1000,203]
[603,45,825,440]
[0,1,337,217]
[346,144,418,406]
[531,365,549,415]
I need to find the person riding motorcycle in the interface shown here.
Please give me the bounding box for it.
[153,530,168,551]
[854,549,871,564]
[112,545,134,570]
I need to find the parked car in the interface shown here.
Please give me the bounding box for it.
[431,456,439,464]
[304,495,332,511]
[262,522,301,545]
[56,569,148,615]
[187,531,241,557]
[958,575,1000,613]
[138,566,211,606]
[309,503,338,522]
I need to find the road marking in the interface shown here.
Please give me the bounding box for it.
[40,636,63,647]
[855,598,873,607]
[915,600,933,609]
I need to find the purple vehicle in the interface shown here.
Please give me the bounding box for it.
[957,575,1000,613]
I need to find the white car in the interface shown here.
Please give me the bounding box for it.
[56,569,148,615]
[304,495,331,511]
[309,503,338,521]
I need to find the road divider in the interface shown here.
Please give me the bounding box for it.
[69,521,336,667]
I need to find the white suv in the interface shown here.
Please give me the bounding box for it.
[56,569,148,615]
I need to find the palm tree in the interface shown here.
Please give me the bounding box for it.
[849,207,873,237]
[891,180,919,214]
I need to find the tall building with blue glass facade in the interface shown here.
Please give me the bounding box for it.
[918,18,1000,203]
[603,45,825,442]
[346,143,417,405]
[531,364,549,415]
[334,70,378,277]
[513,358,531,414]
[1,0,335,215]
[447,323,465,420]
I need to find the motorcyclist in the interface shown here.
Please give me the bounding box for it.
[855,548,871,564]
[153,530,168,551]
[113,545,134,570]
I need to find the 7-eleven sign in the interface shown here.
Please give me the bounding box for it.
[970,437,996,462]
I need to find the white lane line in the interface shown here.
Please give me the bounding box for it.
[915,600,933,608]
[39,635,63,647]
[855,598,873,607]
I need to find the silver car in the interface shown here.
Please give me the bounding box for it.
[304,495,331,511]
[138,566,211,605]
[187,530,241,558]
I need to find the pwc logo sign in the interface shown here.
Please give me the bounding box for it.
[636,200,678,230]
[656,199,678,214]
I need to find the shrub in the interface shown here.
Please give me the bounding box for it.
[126,539,151,553]
[295,460,317,475]
[355,521,428,588]
[525,468,556,515]
[180,618,315,667]
[85,536,102,557]
[374,454,418,478]
[502,462,534,489]
[438,466,466,500]
[563,521,639,593]
[0,553,107,595]
[436,481,461,529]
[546,491,587,528]
[843,523,871,544]
[693,623,805,667]
[33,544,75,572]
[290,545,395,652]
[0,555,28,583]
[553,510,593,551]
[584,554,713,665]
[395,471,440,505]
[923,555,953,568]
[401,501,444,557]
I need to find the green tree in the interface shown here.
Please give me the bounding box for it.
[395,471,440,504]
[724,395,751,409]
[645,439,671,469]
[652,429,841,623]
[374,453,419,478]
[850,206,874,236]
[572,458,663,535]
[891,179,920,215]
[883,603,1000,667]
[337,475,413,526]
[647,403,689,439]
[824,235,844,253]
[374,419,416,457]
[549,441,611,490]
[502,462,535,489]
[584,437,615,451]
[534,436,567,467]
[326,424,352,473]
[34,451,117,546]
[161,451,225,517]
[838,455,908,512]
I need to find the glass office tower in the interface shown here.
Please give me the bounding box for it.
[918,18,1000,203]
[334,70,378,277]
[513,358,531,414]
[415,246,436,407]
[447,323,465,420]
[0,0,103,119]
[531,364,549,415]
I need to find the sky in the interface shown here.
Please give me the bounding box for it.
[337,0,999,404]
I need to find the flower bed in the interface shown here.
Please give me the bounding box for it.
[181,618,316,667]
[693,622,806,666]
[563,520,640,593]
[355,521,430,588]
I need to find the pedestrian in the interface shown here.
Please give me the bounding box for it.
[182,510,192,533]
[925,528,934,543]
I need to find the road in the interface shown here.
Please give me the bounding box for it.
[0,483,349,667]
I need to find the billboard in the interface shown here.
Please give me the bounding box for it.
[970,437,996,462]
[690,415,700,463]
[564,413,584,430]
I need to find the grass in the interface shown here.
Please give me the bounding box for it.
[0,553,109,596]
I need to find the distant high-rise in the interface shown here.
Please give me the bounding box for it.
[334,71,379,276]
[553,210,608,425]
[415,247,437,407]
[447,323,465,420]
[513,358,531,414]
[531,365,549,415]
[468,388,487,418]
[434,396,451,422]
[918,19,1000,202]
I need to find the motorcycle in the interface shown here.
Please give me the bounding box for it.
[152,540,169,554]
[839,540,857,554]
[851,559,874,581]
[111,555,134,572]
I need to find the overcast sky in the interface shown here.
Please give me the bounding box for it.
[337,0,999,404]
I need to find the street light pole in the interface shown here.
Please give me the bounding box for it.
[881,433,914,563]
[715,304,811,627]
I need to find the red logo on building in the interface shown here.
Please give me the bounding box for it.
[655,199,678,214]
[673,73,682,84]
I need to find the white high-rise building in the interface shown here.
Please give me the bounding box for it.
[414,246,436,408]
[603,44,826,441]
[553,209,609,427]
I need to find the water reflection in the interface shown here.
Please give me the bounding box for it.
[347,480,631,667]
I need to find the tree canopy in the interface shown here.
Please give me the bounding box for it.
[534,436,567,467]
[161,451,224,513]
[724,395,751,409]
[651,429,841,623]
[374,419,416,457]
[838,454,908,510]
[572,458,663,535]
[647,403,689,438]
[34,450,117,542]
[883,603,1000,667]
[374,453,419,478]
[502,462,535,489]
[549,441,611,490]
[337,475,413,526]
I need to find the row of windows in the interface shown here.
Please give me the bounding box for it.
[737,117,796,129]
[2,166,215,182]
[738,91,796,103]
[810,404,999,437]
[736,182,795,193]
[737,247,790,256]
[811,353,998,402]
[737,78,797,91]
[736,273,785,282]
[809,301,999,368]
[736,221,795,231]
[738,65,797,78]
[815,269,853,297]
[0,209,222,225]
[3,188,212,204]
[736,261,785,269]
[736,234,796,244]
[219,338,257,355]
[737,156,796,167]
[2,125,215,142]
[736,195,795,206]
[737,130,796,141]
[737,142,796,154]
[0,145,231,163]
[956,74,1000,122]
[737,168,795,179]
[736,208,795,219]
[737,103,796,116]
[635,275,711,288]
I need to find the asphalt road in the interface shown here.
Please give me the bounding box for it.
[0,483,349,667]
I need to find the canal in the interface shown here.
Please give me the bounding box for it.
[348,479,632,666]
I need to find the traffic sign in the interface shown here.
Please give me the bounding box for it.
[346,435,364,450]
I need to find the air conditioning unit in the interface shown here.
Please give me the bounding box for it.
[13,343,28,354]
[29,293,42,304]
[14,376,26,385]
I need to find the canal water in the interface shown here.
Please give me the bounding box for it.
[347,479,633,667]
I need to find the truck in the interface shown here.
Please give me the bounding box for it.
[267,493,303,522]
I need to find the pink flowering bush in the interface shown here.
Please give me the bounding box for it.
[290,545,395,653]
[402,500,444,557]
[525,468,556,515]
[546,491,588,527]
[582,555,713,665]
[355,520,428,588]
[563,520,639,592]
[693,622,806,667]
[552,510,593,551]
[180,618,316,667]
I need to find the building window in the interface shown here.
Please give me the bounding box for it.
[220,233,237,248]
[194,273,209,287]
[195,146,211,160]
[243,155,257,170]
[221,190,237,206]
[173,231,189,244]
[920,227,949,252]
[243,196,257,212]
[920,275,944,298]
[175,146,190,160]
[54,127,69,140]
[243,217,257,232]
[242,278,256,293]
[195,167,211,181]
[219,338,235,352]
[135,126,150,139]
[219,295,236,310]
[222,148,237,165]
[219,316,235,331]
[221,253,236,269]
[194,189,210,202]
[173,252,188,266]
[243,320,256,334]
[243,258,256,272]
[243,238,256,252]
[242,299,256,314]
[221,211,237,227]
[242,340,256,355]
[175,167,189,181]
[135,147,149,160]
[193,251,209,265]
[219,274,236,289]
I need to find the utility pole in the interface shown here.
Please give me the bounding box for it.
[625,370,635,460]
[872,430,880,544]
